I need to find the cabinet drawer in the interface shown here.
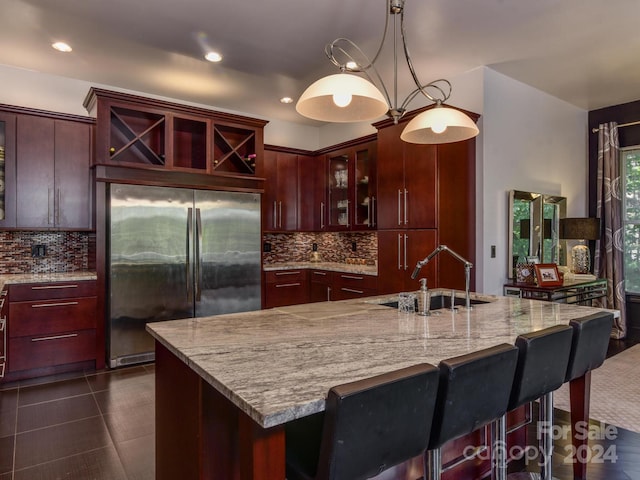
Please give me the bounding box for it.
[9,297,97,337]
[264,281,309,309]
[10,280,97,301]
[333,273,377,290]
[8,329,96,372]
[264,270,306,284]
[333,286,378,301]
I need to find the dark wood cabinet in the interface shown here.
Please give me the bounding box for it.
[309,269,332,302]
[86,88,267,178]
[375,109,477,292]
[14,115,93,230]
[0,112,17,228]
[263,150,298,231]
[264,270,309,308]
[4,280,99,381]
[16,115,93,230]
[297,154,324,232]
[0,106,96,232]
[331,271,378,300]
[377,229,438,294]
[376,123,437,230]
[0,289,6,379]
[323,141,376,231]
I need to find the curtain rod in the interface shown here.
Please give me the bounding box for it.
[591,120,640,133]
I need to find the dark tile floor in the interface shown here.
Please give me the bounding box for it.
[1,336,639,480]
[0,364,155,480]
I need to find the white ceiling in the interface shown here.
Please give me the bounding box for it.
[2,0,640,125]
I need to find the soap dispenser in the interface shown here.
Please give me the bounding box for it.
[417,278,430,316]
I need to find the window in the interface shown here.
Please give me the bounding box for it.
[623,148,640,293]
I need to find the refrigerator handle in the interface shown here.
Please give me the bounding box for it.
[187,207,193,301]
[195,208,203,301]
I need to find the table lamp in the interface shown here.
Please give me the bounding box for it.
[559,217,601,274]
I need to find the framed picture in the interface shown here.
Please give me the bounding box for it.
[534,263,563,287]
[515,263,536,284]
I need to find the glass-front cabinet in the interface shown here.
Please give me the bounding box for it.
[324,140,376,231]
[328,151,350,229]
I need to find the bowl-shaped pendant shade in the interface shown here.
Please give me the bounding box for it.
[400,105,479,144]
[296,73,389,122]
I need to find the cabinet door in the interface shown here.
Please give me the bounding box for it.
[263,151,298,231]
[55,120,92,229]
[0,112,17,228]
[16,115,54,228]
[297,154,323,232]
[404,144,437,228]
[353,142,376,230]
[309,270,331,302]
[376,127,406,229]
[377,230,437,294]
[327,150,350,230]
[262,150,278,230]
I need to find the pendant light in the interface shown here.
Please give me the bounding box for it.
[296,0,479,144]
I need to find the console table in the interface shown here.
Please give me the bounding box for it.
[504,278,607,305]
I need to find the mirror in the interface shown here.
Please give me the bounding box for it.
[508,190,567,278]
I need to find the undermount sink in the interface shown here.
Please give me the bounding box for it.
[378,294,490,310]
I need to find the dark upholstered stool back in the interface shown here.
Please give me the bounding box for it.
[428,343,518,451]
[285,363,440,480]
[565,312,614,382]
[508,325,574,410]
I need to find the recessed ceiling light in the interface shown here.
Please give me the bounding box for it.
[280,97,294,104]
[205,51,222,62]
[52,42,72,53]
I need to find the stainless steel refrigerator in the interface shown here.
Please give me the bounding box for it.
[108,183,261,368]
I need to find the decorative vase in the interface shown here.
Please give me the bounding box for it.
[571,243,590,274]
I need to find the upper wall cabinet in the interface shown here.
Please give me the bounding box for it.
[322,140,377,231]
[0,105,94,231]
[84,88,268,179]
[0,112,17,229]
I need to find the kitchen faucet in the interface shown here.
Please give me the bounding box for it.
[411,245,473,310]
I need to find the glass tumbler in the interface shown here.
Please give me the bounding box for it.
[398,292,416,314]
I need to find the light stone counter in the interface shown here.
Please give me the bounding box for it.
[263,261,377,276]
[0,271,97,291]
[147,290,617,429]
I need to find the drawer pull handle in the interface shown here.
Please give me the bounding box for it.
[275,283,301,288]
[32,333,79,342]
[0,318,5,331]
[32,301,79,308]
[341,275,363,280]
[342,288,364,294]
[0,362,5,378]
[313,272,327,276]
[31,284,79,290]
[274,271,301,276]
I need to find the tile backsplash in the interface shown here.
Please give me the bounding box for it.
[263,232,377,264]
[0,231,96,274]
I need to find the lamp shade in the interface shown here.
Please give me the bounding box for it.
[400,105,479,144]
[559,218,601,240]
[296,73,389,122]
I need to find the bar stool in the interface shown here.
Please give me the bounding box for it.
[564,312,614,480]
[426,343,519,480]
[492,325,574,480]
[285,363,440,480]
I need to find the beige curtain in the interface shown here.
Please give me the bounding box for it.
[594,122,626,339]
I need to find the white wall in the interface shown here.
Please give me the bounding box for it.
[479,68,588,295]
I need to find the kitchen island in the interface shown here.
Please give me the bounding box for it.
[147,290,617,480]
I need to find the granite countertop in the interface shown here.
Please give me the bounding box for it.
[0,271,97,291]
[147,289,618,429]
[263,261,377,275]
